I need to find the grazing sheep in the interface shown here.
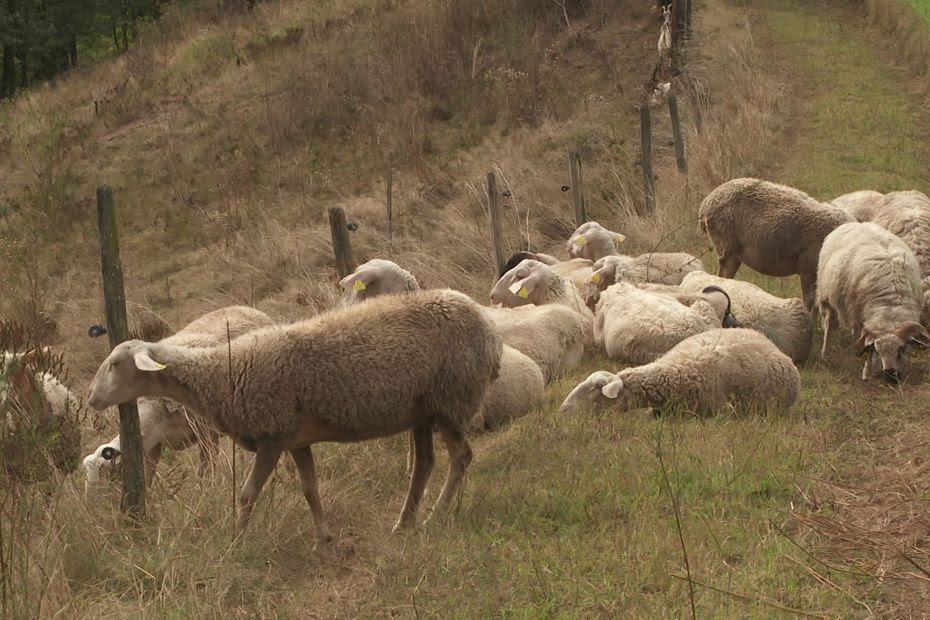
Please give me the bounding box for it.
[699,178,851,311]
[566,221,626,261]
[338,259,419,306]
[1,350,82,476]
[87,290,502,542]
[83,398,218,498]
[679,272,813,363]
[871,191,930,319]
[484,304,588,383]
[817,222,929,382]
[829,190,884,223]
[585,252,704,308]
[593,282,722,364]
[560,328,800,415]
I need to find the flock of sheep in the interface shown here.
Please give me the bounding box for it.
[2,176,929,543]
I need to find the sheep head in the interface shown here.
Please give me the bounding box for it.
[560,371,630,413]
[566,221,625,261]
[489,259,550,307]
[339,259,419,306]
[857,321,930,384]
[88,340,167,410]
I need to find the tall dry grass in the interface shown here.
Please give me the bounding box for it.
[864,0,930,77]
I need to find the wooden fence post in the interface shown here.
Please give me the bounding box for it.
[487,172,506,276]
[568,151,587,227]
[640,106,656,213]
[667,92,687,174]
[95,185,145,520]
[328,207,355,278]
[386,171,393,248]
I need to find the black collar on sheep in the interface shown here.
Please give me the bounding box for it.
[701,285,740,328]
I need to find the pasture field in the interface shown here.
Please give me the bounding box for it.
[1,0,930,617]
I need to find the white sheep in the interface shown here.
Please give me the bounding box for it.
[338,258,419,305]
[566,221,626,261]
[828,190,884,223]
[871,191,930,320]
[560,328,800,415]
[490,258,593,319]
[87,289,502,543]
[679,272,813,363]
[817,222,930,382]
[500,252,593,295]
[83,398,217,497]
[699,178,851,311]
[585,252,705,308]
[593,282,723,365]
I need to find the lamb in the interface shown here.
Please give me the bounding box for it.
[679,272,813,363]
[338,258,419,305]
[593,282,725,365]
[816,222,929,382]
[83,398,217,498]
[698,177,851,311]
[585,252,705,308]
[566,221,626,261]
[87,290,502,543]
[559,328,800,416]
[871,191,930,319]
[828,190,884,223]
[1,349,82,476]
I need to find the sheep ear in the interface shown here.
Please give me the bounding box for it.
[509,277,532,299]
[133,349,166,372]
[896,321,930,348]
[855,330,874,357]
[601,379,624,399]
[614,233,626,244]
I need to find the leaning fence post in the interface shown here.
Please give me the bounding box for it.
[667,92,687,174]
[568,151,587,227]
[96,185,145,520]
[640,106,656,213]
[487,172,506,276]
[328,207,355,278]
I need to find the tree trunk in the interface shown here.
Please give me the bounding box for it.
[18,53,27,88]
[1,45,15,98]
[69,33,78,67]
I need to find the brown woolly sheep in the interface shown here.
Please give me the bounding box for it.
[698,178,851,311]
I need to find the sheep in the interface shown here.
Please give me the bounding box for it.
[83,398,217,498]
[490,258,592,319]
[1,349,82,477]
[500,252,593,294]
[585,252,705,308]
[816,222,930,382]
[87,289,502,543]
[679,272,813,363]
[500,251,560,275]
[871,191,930,319]
[338,258,419,306]
[566,221,626,261]
[635,283,741,328]
[698,177,851,311]
[828,190,884,223]
[593,282,724,365]
[559,328,800,416]
[483,304,588,383]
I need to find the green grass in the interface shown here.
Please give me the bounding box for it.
[910,0,930,23]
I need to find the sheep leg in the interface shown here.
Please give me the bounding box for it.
[393,422,435,533]
[716,252,741,278]
[405,429,415,475]
[800,271,817,314]
[820,305,832,360]
[289,446,333,546]
[429,423,473,519]
[237,447,282,530]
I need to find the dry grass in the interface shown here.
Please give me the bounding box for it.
[866,0,930,77]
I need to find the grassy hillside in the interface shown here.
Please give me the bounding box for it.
[2,0,930,616]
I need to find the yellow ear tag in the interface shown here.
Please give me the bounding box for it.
[353,279,366,292]
[615,233,626,243]
[576,234,587,245]
[591,272,601,284]
[153,362,167,370]
[517,287,530,299]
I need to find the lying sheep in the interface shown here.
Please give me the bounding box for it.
[490,259,592,319]
[817,222,929,382]
[699,178,851,311]
[871,191,930,319]
[636,283,741,328]
[585,252,705,308]
[679,272,812,363]
[484,304,588,383]
[83,398,218,498]
[87,290,502,543]
[566,221,626,261]
[1,349,82,477]
[829,190,884,223]
[593,282,725,364]
[500,251,560,275]
[500,252,593,294]
[338,258,419,305]
[560,328,800,415]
